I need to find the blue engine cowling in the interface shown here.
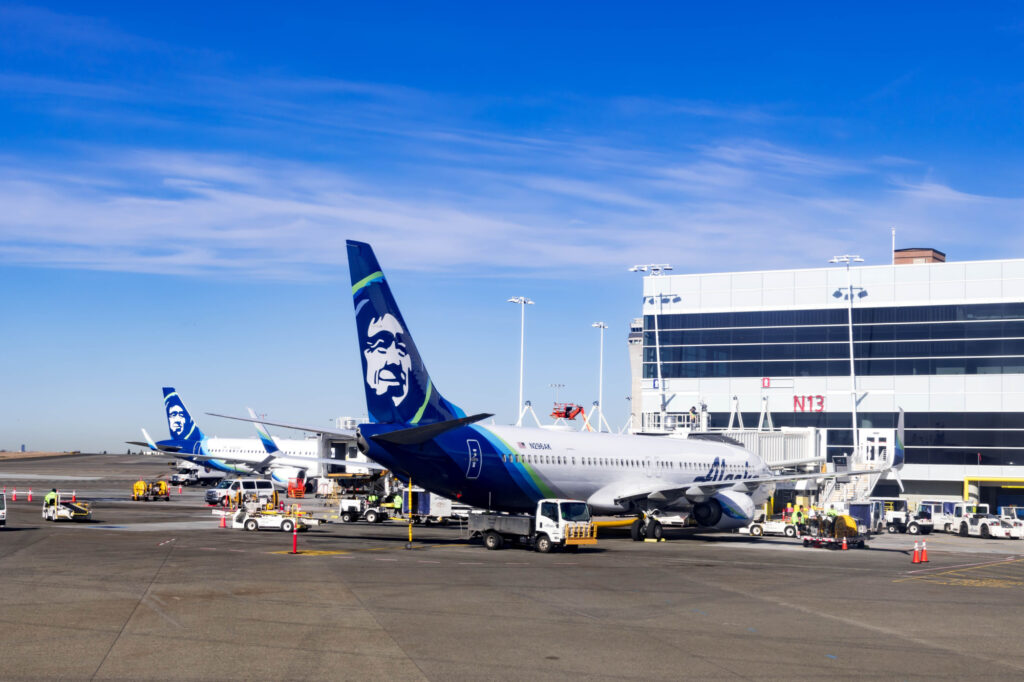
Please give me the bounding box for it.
[691,490,756,530]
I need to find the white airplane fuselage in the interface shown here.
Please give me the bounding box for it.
[364,422,777,515]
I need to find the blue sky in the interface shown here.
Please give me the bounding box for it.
[2,3,1024,451]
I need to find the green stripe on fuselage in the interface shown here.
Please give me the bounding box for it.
[481,427,557,499]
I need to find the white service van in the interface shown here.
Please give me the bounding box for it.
[205,478,276,506]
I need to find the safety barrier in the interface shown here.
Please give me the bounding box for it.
[564,523,598,544]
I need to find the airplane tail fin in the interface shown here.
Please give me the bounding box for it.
[162,387,206,442]
[248,408,280,454]
[347,240,465,425]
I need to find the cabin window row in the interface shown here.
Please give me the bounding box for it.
[499,453,735,472]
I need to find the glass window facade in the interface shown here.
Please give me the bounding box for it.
[706,411,1024,467]
[643,303,1024,379]
[643,301,1024,470]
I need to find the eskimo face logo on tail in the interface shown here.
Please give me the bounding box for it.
[164,393,195,441]
[168,404,187,437]
[363,313,411,407]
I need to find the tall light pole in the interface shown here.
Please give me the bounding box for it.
[592,322,608,432]
[629,264,673,431]
[508,296,534,426]
[829,254,865,462]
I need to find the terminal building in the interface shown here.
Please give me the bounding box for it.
[629,248,1024,508]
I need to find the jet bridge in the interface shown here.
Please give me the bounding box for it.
[675,397,827,474]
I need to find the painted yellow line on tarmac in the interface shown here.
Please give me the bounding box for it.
[270,550,350,556]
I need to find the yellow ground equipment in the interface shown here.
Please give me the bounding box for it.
[132,479,171,502]
[801,514,867,549]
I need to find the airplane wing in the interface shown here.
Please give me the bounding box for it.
[127,441,182,453]
[606,468,886,506]
[206,412,356,439]
[127,428,181,453]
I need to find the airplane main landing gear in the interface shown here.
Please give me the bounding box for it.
[630,515,664,542]
[630,518,645,541]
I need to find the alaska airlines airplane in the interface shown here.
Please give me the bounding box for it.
[213,240,903,538]
[129,388,357,487]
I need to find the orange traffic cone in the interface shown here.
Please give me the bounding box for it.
[842,535,848,550]
[912,541,921,564]
[11,488,16,501]
[27,489,32,502]
[220,513,227,529]
[920,540,929,563]
[72,490,76,502]
[178,484,183,495]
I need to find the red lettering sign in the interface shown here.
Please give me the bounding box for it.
[762,377,770,388]
[793,395,825,412]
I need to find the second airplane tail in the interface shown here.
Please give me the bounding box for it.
[162,387,206,443]
[347,240,466,426]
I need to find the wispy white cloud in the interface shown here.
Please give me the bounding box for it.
[2,134,1021,281]
[0,12,1020,281]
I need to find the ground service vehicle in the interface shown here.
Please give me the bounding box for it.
[0,492,5,527]
[132,479,171,501]
[42,493,91,522]
[848,500,885,535]
[918,501,990,533]
[468,499,597,553]
[218,501,320,532]
[801,514,866,549]
[872,497,932,535]
[170,465,221,486]
[205,478,276,506]
[338,496,390,523]
[999,507,1024,529]
[402,489,454,524]
[957,513,1023,539]
[742,513,799,538]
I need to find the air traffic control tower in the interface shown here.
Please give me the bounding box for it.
[630,248,1024,506]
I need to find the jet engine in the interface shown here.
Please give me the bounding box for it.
[691,490,755,530]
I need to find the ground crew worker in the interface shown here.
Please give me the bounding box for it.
[44,488,57,506]
[825,504,838,535]
[795,505,806,533]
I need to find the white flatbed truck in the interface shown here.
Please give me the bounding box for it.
[919,501,990,534]
[468,498,597,553]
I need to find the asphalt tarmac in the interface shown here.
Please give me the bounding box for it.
[2,453,1024,681]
